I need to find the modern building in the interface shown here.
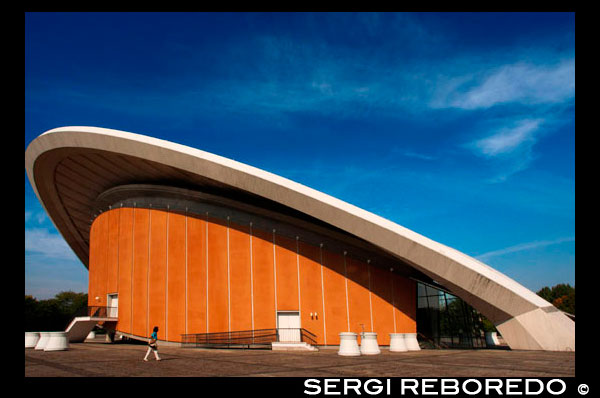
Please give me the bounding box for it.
[25,126,574,351]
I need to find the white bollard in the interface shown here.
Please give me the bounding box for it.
[404,333,421,351]
[360,332,381,355]
[389,333,408,352]
[25,332,40,348]
[338,332,361,356]
[485,331,500,347]
[44,332,70,351]
[35,332,51,350]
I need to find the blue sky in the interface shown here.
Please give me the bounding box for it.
[25,12,575,299]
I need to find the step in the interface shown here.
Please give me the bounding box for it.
[271,342,319,351]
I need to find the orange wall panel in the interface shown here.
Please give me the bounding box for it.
[345,257,372,343]
[370,265,395,345]
[96,213,109,307]
[132,208,149,338]
[117,208,133,334]
[88,216,100,307]
[393,274,417,333]
[251,228,276,330]
[274,235,299,311]
[107,208,120,294]
[167,211,187,341]
[298,241,324,343]
[321,249,348,345]
[207,217,228,333]
[186,215,207,334]
[229,222,252,332]
[148,210,167,338]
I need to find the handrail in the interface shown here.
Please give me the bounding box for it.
[300,328,317,338]
[71,306,118,318]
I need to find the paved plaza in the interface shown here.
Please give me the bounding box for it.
[25,337,575,378]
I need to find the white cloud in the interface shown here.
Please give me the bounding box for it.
[463,118,561,182]
[471,119,543,157]
[476,237,575,262]
[25,228,78,261]
[435,58,575,110]
[35,212,47,224]
[398,150,437,161]
[25,208,48,225]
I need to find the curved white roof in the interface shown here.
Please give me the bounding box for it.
[25,126,574,351]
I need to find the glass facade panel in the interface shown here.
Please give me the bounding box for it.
[416,282,486,349]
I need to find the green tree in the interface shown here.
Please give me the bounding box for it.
[24,291,88,331]
[536,284,575,315]
[54,291,88,315]
[480,316,497,333]
[537,286,553,302]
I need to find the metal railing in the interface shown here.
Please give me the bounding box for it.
[72,306,118,318]
[181,328,317,349]
[89,306,118,318]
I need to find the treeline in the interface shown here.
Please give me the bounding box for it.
[536,283,575,315]
[25,291,88,332]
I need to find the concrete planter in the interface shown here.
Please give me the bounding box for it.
[485,331,500,347]
[360,332,380,355]
[44,332,70,351]
[389,333,408,352]
[35,332,52,350]
[404,333,421,351]
[25,332,40,348]
[338,332,361,356]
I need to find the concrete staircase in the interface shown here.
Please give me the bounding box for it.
[65,316,117,342]
[271,341,319,351]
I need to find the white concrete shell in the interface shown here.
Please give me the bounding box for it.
[25,126,574,351]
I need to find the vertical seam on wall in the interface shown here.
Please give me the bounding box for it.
[343,251,350,332]
[249,222,254,331]
[227,216,231,333]
[319,244,326,345]
[131,205,135,335]
[368,262,374,332]
[205,212,209,333]
[391,273,396,333]
[117,206,121,293]
[185,208,188,337]
[296,237,301,328]
[105,210,110,305]
[105,212,109,304]
[272,229,278,325]
[147,207,151,337]
[166,206,169,341]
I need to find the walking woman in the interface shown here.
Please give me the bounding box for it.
[144,326,161,361]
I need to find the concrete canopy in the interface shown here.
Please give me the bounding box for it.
[25,126,574,351]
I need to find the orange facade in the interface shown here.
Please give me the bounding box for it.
[88,207,416,345]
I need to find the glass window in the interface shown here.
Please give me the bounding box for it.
[416,282,486,349]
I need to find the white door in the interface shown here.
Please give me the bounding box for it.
[107,294,118,318]
[277,312,300,342]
